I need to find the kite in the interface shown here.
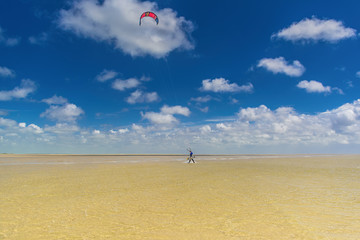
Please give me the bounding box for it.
[139,11,159,26]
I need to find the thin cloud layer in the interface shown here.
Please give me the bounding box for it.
[200,78,253,93]
[0,26,20,46]
[257,57,305,77]
[28,32,48,45]
[0,79,36,101]
[42,95,68,105]
[273,17,357,43]
[58,0,194,58]
[0,66,15,78]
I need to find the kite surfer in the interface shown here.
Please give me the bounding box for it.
[187,149,195,163]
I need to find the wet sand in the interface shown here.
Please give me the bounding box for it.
[0,154,359,239]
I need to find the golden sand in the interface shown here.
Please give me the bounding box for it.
[0,155,360,239]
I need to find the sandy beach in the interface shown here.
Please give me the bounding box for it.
[0,154,359,239]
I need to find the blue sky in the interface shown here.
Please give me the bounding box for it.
[1,0,360,154]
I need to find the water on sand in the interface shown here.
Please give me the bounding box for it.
[0,154,359,239]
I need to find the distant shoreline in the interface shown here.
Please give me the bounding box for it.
[0,153,350,156]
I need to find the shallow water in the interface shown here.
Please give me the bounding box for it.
[0,155,359,239]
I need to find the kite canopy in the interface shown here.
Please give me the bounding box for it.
[139,11,159,25]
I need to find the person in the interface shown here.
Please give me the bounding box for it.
[187,149,195,163]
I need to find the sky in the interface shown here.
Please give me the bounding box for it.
[1,0,360,154]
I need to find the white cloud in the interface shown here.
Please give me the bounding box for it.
[42,95,68,105]
[257,57,305,77]
[142,112,178,125]
[272,17,357,43]
[161,105,190,116]
[132,123,145,133]
[142,104,190,125]
[200,78,253,93]
[325,100,360,133]
[0,79,36,101]
[96,69,118,82]
[93,129,101,135]
[297,80,331,93]
[0,66,15,78]
[26,124,44,134]
[112,78,141,91]
[238,105,274,122]
[58,0,194,58]
[118,128,129,134]
[41,103,84,122]
[126,90,159,104]
[44,123,80,134]
[216,123,232,131]
[0,26,20,46]
[2,100,360,153]
[200,125,211,134]
[0,117,17,127]
[110,128,129,134]
[41,95,85,122]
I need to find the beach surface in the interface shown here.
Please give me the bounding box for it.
[0,154,359,239]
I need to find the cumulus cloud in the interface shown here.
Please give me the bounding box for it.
[142,111,178,125]
[356,71,360,78]
[96,69,118,82]
[216,123,232,131]
[112,78,141,91]
[0,26,20,46]
[142,105,190,125]
[325,100,360,133]
[161,105,190,116]
[41,96,84,122]
[41,103,84,122]
[58,0,194,58]
[272,17,357,43]
[20,123,44,134]
[0,79,36,101]
[200,125,212,134]
[257,57,305,77]
[0,66,15,78]
[200,78,253,93]
[234,100,360,144]
[0,117,17,127]
[297,80,332,93]
[126,90,159,104]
